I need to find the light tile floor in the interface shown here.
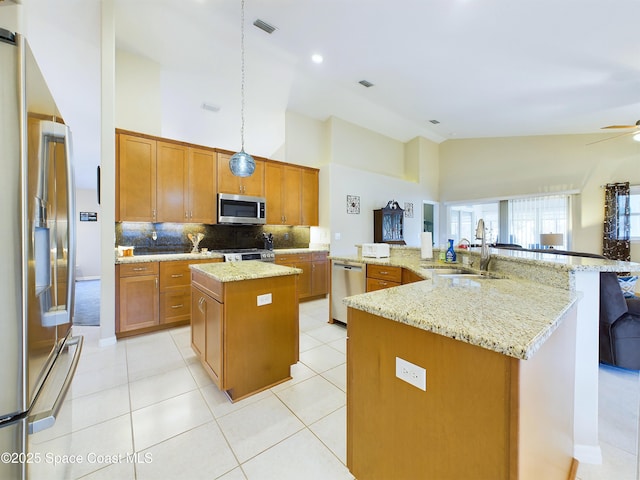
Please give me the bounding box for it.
[27,298,640,479]
[29,298,353,480]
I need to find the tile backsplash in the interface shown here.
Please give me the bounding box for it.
[115,222,310,254]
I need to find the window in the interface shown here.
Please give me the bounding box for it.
[446,194,571,249]
[448,203,499,245]
[629,186,640,240]
[508,195,569,249]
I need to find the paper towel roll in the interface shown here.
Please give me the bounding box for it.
[421,232,433,259]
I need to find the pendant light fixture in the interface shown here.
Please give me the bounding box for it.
[229,0,255,177]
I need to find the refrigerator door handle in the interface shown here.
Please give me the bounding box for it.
[27,335,83,434]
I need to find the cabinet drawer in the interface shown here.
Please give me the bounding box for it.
[119,262,159,277]
[367,264,402,283]
[366,278,401,292]
[275,253,311,264]
[160,261,191,290]
[312,251,328,262]
[160,289,191,324]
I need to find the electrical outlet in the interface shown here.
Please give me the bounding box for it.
[257,293,272,306]
[395,357,426,391]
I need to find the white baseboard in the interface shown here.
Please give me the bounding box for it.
[574,443,603,464]
[77,276,101,281]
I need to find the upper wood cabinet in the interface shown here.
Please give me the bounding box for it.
[217,152,264,197]
[301,168,319,226]
[265,161,319,226]
[265,162,301,225]
[116,131,217,223]
[187,147,217,223]
[156,141,188,222]
[116,134,157,222]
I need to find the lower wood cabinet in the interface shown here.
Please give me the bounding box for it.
[366,264,402,292]
[116,258,221,337]
[276,251,329,300]
[191,269,299,402]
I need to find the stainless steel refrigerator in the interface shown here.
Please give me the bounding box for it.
[0,27,83,479]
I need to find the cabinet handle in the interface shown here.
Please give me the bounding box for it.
[132,267,147,271]
[185,212,188,219]
[171,304,184,309]
[155,278,158,289]
[152,209,156,219]
[198,296,206,314]
[379,271,388,275]
[171,274,184,278]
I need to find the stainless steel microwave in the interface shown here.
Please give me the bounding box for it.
[218,193,266,225]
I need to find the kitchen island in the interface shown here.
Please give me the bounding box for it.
[333,246,640,478]
[190,261,301,402]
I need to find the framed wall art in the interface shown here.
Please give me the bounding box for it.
[347,195,360,214]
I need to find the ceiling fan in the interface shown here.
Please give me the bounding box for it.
[587,120,640,145]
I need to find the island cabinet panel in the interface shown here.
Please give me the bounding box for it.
[191,270,299,402]
[347,306,577,480]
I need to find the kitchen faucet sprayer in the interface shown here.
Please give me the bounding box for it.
[475,219,490,272]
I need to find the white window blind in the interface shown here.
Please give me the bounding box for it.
[508,195,569,249]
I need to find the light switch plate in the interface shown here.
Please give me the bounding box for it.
[257,293,272,306]
[395,357,426,391]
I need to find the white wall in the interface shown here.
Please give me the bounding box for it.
[75,188,101,279]
[439,134,640,257]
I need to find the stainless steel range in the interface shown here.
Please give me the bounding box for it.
[218,248,275,263]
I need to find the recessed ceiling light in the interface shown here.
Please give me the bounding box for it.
[311,54,323,64]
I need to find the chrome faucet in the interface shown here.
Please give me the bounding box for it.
[475,219,490,271]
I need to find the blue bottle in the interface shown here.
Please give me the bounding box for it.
[445,239,456,263]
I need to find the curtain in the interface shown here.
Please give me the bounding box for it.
[603,182,630,261]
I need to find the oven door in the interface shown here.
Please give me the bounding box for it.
[217,193,266,225]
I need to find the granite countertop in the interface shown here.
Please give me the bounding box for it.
[344,276,577,361]
[332,247,640,361]
[190,260,302,283]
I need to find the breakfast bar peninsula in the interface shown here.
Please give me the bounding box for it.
[335,246,640,480]
[190,261,301,402]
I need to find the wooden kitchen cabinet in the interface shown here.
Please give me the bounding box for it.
[116,130,216,223]
[276,253,312,298]
[301,168,319,226]
[188,147,217,223]
[116,133,157,222]
[310,252,329,297]
[156,141,188,222]
[217,152,265,197]
[265,161,301,225]
[117,258,220,338]
[276,251,328,299]
[191,285,223,386]
[366,264,402,292]
[116,262,159,333]
[265,161,319,226]
[191,268,298,401]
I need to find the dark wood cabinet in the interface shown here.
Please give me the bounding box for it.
[373,200,406,244]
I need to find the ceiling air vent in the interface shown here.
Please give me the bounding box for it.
[359,80,374,88]
[201,102,221,113]
[253,19,277,34]
[429,119,441,125]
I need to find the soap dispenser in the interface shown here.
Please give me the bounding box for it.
[445,239,457,263]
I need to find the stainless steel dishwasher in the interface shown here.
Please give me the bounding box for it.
[331,260,366,324]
